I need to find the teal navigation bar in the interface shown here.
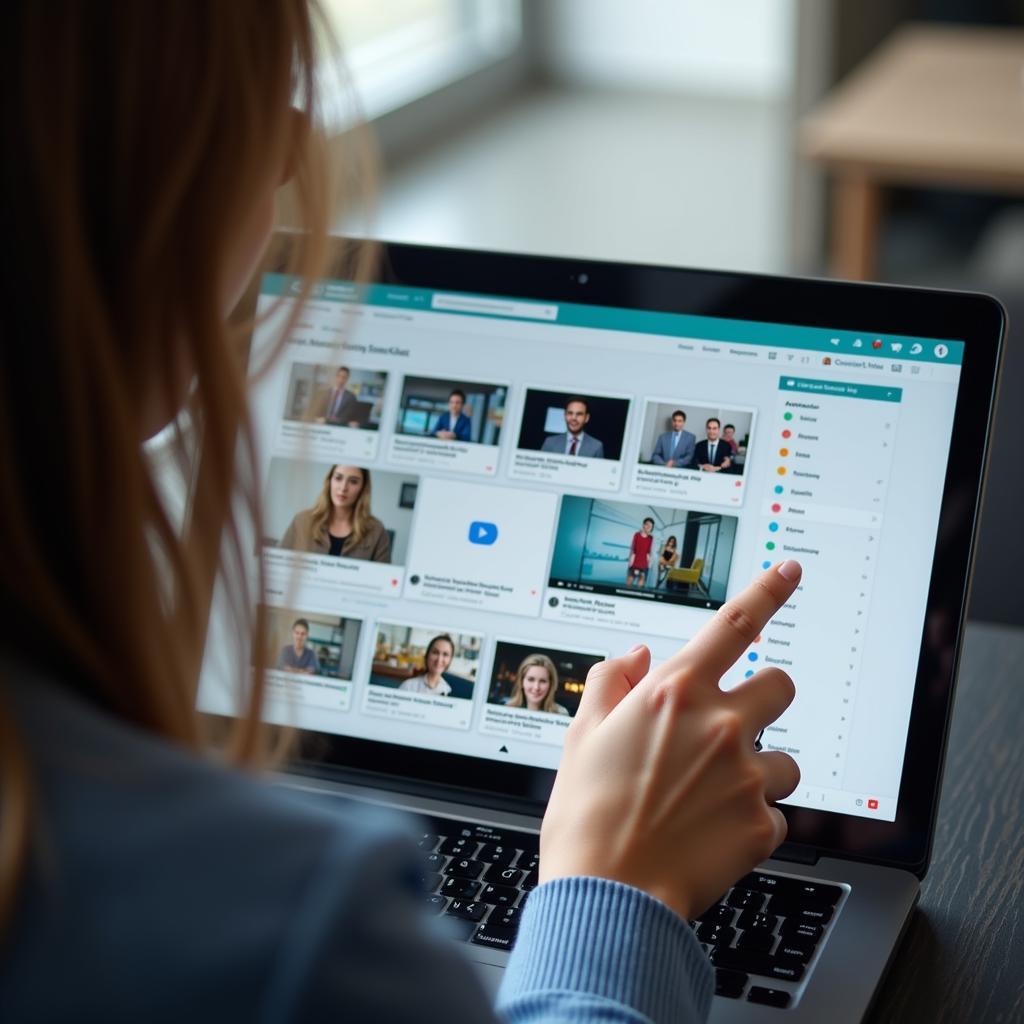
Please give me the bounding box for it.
[260,273,965,365]
[779,377,903,403]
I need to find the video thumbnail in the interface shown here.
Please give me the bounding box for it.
[261,605,363,712]
[283,362,388,430]
[548,495,738,609]
[516,388,629,461]
[637,401,754,475]
[264,458,417,565]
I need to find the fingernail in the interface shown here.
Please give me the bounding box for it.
[777,560,802,581]
[627,643,645,654]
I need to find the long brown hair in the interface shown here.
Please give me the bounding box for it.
[0,3,372,927]
[310,465,375,549]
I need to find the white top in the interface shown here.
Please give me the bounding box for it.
[398,674,452,696]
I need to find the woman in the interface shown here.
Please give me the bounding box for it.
[280,464,391,561]
[506,654,569,715]
[0,5,801,1022]
[657,534,679,588]
[398,634,454,696]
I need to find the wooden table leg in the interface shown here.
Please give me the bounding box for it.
[831,172,882,281]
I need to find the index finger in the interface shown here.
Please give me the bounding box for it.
[669,561,802,681]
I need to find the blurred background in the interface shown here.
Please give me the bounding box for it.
[311,0,1024,626]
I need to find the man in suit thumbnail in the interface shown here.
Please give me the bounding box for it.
[693,417,732,472]
[650,409,696,468]
[540,397,605,458]
[432,389,472,442]
[310,367,362,427]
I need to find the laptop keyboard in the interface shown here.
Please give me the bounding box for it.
[417,815,844,1010]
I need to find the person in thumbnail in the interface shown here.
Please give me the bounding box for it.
[650,409,696,468]
[310,366,362,428]
[657,535,679,588]
[431,389,472,441]
[722,423,739,455]
[627,517,656,588]
[280,465,391,561]
[399,634,455,696]
[276,618,321,675]
[506,653,569,715]
[694,417,732,472]
[540,397,605,458]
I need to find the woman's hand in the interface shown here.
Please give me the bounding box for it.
[539,561,802,920]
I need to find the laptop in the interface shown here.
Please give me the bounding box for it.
[198,235,1003,1020]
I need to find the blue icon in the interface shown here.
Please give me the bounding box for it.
[748,652,758,662]
[762,561,771,570]
[468,521,498,545]
[744,670,755,679]
[774,485,784,494]
[769,522,779,532]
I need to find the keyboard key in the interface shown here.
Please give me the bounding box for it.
[776,939,815,964]
[417,833,440,852]
[441,876,481,900]
[447,858,485,880]
[518,852,540,873]
[439,836,477,857]
[698,904,736,926]
[748,986,791,1008]
[779,919,823,943]
[727,889,765,911]
[736,910,776,932]
[480,883,519,907]
[768,896,833,925]
[521,870,539,892]
[738,873,842,907]
[696,922,736,948]
[491,906,521,930]
[484,865,525,887]
[714,968,748,998]
[477,842,517,865]
[422,852,447,872]
[736,928,775,954]
[424,894,447,914]
[446,899,487,922]
[471,924,518,952]
[710,948,805,983]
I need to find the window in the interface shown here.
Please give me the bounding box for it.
[320,0,521,121]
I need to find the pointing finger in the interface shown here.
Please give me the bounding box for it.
[671,561,802,682]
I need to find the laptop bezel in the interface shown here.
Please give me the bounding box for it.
[227,235,1003,879]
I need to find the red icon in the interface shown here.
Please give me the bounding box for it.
[771,503,781,512]
[867,798,879,810]
[872,340,883,349]
[390,579,398,587]
[782,429,791,438]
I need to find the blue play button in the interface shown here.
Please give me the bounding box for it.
[468,521,499,545]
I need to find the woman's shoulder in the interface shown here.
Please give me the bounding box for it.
[4,671,419,1018]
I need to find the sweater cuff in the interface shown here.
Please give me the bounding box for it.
[497,876,713,1023]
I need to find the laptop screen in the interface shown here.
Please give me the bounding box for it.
[198,268,966,826]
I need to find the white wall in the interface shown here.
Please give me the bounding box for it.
[541,0,796,98]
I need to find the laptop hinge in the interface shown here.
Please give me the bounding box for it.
[770,842,820,866]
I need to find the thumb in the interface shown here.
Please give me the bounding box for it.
[573,644,651,730]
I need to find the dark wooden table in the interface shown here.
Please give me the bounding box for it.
[868,621,1024,1022]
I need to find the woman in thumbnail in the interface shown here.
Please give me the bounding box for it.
[398,634,455,696]
[657,535,679,588]
[626,517,656,588]
[280,464,391,562]
[506,654,569,716]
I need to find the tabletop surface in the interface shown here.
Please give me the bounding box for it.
[802,24,1024,186]
[867,620,1023,1022]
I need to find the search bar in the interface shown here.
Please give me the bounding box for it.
[431,293,558,321]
